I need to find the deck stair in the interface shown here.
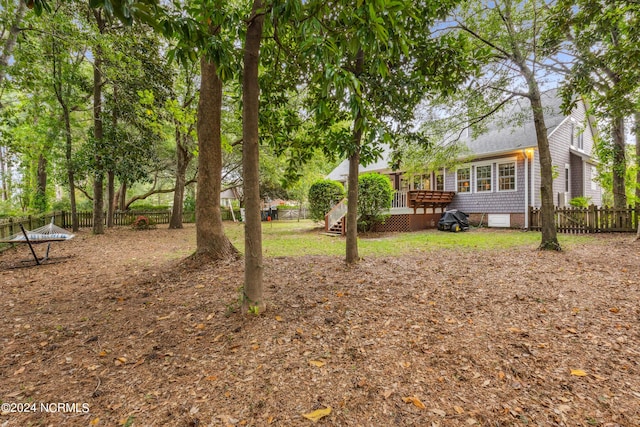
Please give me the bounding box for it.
[324,198,347,236]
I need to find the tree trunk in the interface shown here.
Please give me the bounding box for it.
[242,0,266,314]
[0,146,8,201]
[0,0,26,87]
[92,12,105,234]
[611,116,626,210]
[35,153,47,211]
[524,81,560,250]
[635,112,640,241]
[169,132,188,229]
[345,48,365,264]
[107,170,115,227]
[119,181,127,211]
[194,56,237,257]
[62,104,79,231]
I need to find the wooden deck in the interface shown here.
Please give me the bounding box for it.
[407,190,456,214]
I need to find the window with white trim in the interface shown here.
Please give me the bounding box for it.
[570,121,584,151]
[435,170,444,191]
[498,162,516,191]
[457,167,470,193]
[475,165,492,192]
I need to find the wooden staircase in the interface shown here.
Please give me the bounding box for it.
[325,215,345,235]
[324,198,347,236]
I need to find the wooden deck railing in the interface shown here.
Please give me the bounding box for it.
[325,198,348,233]
[529,205,639,233]
[407,190,456,214]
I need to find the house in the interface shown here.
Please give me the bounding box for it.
[326,89,602,230]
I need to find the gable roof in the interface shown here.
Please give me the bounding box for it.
[326,89,576,181]
[326,144,394,182]
[460,89,567,157]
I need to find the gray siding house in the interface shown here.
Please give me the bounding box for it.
[326,90,602,229]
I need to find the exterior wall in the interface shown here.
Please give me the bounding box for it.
[583,164,602,205]
[466,213,525,228]
[570,154,584,198]
[446,153,527,215]
[545,100,601,206]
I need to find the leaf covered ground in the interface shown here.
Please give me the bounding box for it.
[1,224,639,426]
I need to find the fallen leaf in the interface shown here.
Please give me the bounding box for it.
[508,327,523,333]
[309,360,325,368]
[251,344,260,350]
[430,408,446,417]
[99,350,108,357]
[570,369,587,377]
[195,323,205,330]
[402,396,426,410]
[205,375,218,381]
[454,405,464,414]
[610,307,620,313]
[14,366,25,375]
[336,292,344,297]
[90,418,100,425]
[275,315,283,322]
[301,406,331,423]
[157,311,175,320]
[498,371,505,380]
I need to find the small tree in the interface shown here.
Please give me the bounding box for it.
[357,173,393,232]
[308,179,345,222]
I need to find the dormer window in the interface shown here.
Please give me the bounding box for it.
[570,120,584,151]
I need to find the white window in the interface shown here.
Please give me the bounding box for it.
[435,170,444,191]
[475,165,492,192]
[498,162,516,191]
[570,121,584,151]
[457,167,470,193]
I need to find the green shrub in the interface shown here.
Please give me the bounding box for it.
[357,173,393,232]
[183,195,196,212]
[569,196,591,208]
[126,202,170,211]
[277,205,299,211]
[308,179,345,221]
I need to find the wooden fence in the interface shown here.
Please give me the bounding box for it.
[529,205,639,233]
[0,210,200,241]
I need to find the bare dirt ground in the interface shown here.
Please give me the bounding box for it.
[1,225,639,427]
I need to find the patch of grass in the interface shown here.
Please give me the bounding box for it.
[222,220,596,257]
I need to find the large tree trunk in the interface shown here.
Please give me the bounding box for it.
[611,116,626,210]
[635,112,640,241]
[92,11,105,234]
[522,81,560,250]
[169,131,188,229]
[242,0,266,314]
[0,0,26,87]
[345,49,365,264]
[194,56,237,257]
